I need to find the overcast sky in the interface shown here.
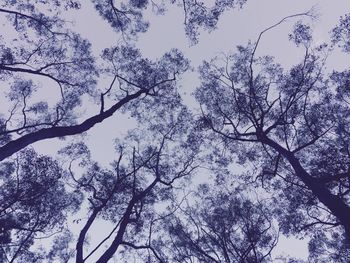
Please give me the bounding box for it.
[47,0,350,175]
[29,1,350,261]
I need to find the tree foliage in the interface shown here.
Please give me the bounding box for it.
[195,11,350,261]
[160,185,278,263]
[0,149,81,262]
[0,0,350,262]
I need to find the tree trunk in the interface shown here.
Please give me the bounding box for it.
[259,133,350,239]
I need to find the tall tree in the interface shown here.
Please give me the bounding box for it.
[0,95,199,262]
[195,13,350,255]
[1,0,242,161]
[159,185,279,263]
[2,1,350,262]
[57,105,199,263]
[0,149,82,262]
[0,1,188,261]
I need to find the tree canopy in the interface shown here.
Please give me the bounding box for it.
[1,0,350,262]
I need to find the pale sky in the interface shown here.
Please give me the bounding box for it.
[28,0,350,261]
[52,0,350,173]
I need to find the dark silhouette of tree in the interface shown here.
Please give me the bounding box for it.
[0,0,247,162]
[332,13,350,53]
[0,39,188,160]
[159,185,279,263]
[0,0,219,161]
[60,107,200,263]
[0,1,226,261]
[0,149,82,262]
[91,0,247,43]
[1,1,350,262]
[0,93,199,262]
[195,12,350,257]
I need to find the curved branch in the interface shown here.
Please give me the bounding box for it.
[0,89,146,161]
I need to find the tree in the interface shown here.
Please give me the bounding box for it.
[0,40,188,161]
[0,88,199,263]
[195,12,350,257]
[0,1,192,261]
[160,184,279,263]
[1,0,350,262]
[0,149,82,262]
[66,107,199,263]
[0,0,247,161]
[91,0,246,43]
